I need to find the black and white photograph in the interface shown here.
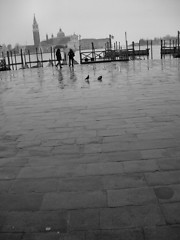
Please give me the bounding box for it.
[0,0,180,239]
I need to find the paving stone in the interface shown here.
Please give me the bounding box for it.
[0,233,23,240]
[100,205,165,229]
[0,210,67,233]
[83,144,101,154]
[158,158,180,170]
[154,184,180,203]
[123,160,159,173]
[101,142,129,152]
[0,167,22,180]
[9,178,58,193]
[17,166,58,179]
[21,232,64,240]
[107,187,157,207]
[100,151,142,162]
[0,193,43,211]
[0,157,27,167]
[160,202,180,224]
[144,225,180,240]
[0,180,13,193]
[97,129,126,137]
[68,209,99,231]
[86,162,124,176]
[41,191,107,210]
[58,176,103,192]
[141,149,165,159]
[52,145,80,155]
[85,229,144,240]
[102,173,147,189]
[145,170,180,186]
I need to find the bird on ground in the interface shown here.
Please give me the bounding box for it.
[85,75,89,80]
[97,75,102,81]
[85,75,90,84]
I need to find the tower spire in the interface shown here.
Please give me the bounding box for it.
[33,14,38,31]
[32,15,40,46]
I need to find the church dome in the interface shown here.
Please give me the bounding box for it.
[57,28,65,39]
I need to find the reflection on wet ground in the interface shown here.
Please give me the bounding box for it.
[0,59,180,94]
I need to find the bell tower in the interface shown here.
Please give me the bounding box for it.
[32,14,40,46]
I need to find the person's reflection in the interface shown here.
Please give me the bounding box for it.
[58,70,64,89]
[70,67,77,82]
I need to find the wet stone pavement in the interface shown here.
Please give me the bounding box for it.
[0,59,180,239]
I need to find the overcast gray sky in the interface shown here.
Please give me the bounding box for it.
[0,0,180,47]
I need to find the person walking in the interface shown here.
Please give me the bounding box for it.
[68,48,75,67]
[56,48,62,68]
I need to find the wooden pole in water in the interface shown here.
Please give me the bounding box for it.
[7,51,10,69]
[161,40,163,59]
[20,49,24,68]
[10,51,14,70]
[28,50,31,68]
[147,41,149,59]
[139,40,140,58]
[36,47,39,65]
[125,32,128,50]
[109,34,112,50]
[125,32,128,58]
[169,39,171,58]
[151,40,153,59]
[91,42,95,61]
[14,51,17,70]
[40,48,43,67]
[54,48,56,65]
[132,41,135,59]
[178,31,180,51]
[50,47,53,61]
[24,52,27,66]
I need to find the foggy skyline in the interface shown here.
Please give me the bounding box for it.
[0,0,180,47]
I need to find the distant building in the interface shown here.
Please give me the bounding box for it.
[33,14,40,47]
[23,16,108,54]
[40,28,79,52]
[80,38,109,50]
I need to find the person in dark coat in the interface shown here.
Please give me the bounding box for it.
[56,48,62,68]
[68,49,75,67]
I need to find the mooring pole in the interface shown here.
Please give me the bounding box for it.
[20,49,24,68]
[125,32,128,58]
[109,34,112,50]
[36,47,39,64]
[151,40,153,59]
[28,50,31,68]
[147,41,149,59]
[7,51,10,69]
[139,40,140,58]
[132,41,135,59]
[14,51,17,70]
[161,40,163,59]
[10,51,14,70]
